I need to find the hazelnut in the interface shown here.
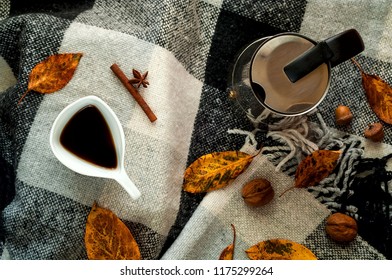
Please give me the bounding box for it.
[335,105,353,126]
[364,122,384,142]
[242,178,274,207]
[325,213,358,243]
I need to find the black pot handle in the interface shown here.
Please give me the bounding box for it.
[284,29,365,83]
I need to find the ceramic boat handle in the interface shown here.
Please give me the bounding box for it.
[115,169,141,200]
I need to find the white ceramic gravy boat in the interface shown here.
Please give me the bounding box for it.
[50,95,141,200]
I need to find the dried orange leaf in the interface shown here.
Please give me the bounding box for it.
[18,53,83,104]
[85,202,141,260]
[183,151,256,193]
[294,150,341,188]
[353,59,392,124]
[219,224,236,260]
[280,150,341,197]
[246,239,317,260]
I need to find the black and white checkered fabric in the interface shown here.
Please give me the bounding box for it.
[1,0,391,260]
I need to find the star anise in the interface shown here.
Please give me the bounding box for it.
[129,69,149,88]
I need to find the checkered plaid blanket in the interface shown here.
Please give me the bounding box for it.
[1,0,391,260]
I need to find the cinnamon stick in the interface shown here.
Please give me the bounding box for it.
[110,63,157,122]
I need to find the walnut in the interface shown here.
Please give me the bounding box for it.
[325,213,358,243]
[241,178,274,207]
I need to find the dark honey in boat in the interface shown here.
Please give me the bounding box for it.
[60,105,117,168]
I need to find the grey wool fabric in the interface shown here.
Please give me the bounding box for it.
[1,0,391,260]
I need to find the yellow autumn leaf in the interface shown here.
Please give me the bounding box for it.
[246,239,317,260]
[84,202,141,260]
[183,151,256,193]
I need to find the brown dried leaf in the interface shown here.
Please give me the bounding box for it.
[183,151,257,193]
[18,53,83,105]
[246,239,317,260]
[294,150,341,188]
[353,58,392,124]
[85,202,141,260]
[280,150,341,196]
[219,224,236,260]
